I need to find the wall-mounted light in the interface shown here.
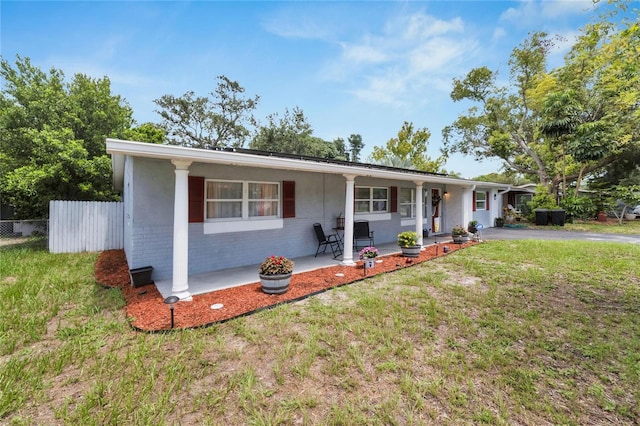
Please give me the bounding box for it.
[494,194,497,200]
[443,191,448,196]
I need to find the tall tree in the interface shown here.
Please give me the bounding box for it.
[250,107,312,154]
[443,33,555,189]
[122,122,166,144]
[154,75,259,149]
[370,121,445,172]
[250,107,348,160]
[0,55,132,218]
[348,134,364,162]
[443,3,639,194]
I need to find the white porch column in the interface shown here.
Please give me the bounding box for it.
[414,182,424,249]
[341,174,356,266]
[171,159,192,300]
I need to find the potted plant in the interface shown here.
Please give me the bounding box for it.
[358,246,379,269]
[397,231,420,257]
[451,225,469,244]
[468,220,479,234]
[494,217,505,227]
[258,255,294,294]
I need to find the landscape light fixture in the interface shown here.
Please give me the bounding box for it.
[164,295,180,329]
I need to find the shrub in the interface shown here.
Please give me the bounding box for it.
[527,185,557,221]
[452,225,468,236]
[560,194,597,221]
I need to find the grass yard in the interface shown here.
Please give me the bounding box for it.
[530,217,640,234]
[1,237,639,424]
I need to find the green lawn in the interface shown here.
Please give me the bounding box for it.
[529,217,640,234]
[1,237,639,424]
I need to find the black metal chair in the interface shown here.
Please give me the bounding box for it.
[313,223,342,258]
[353,220,374,250]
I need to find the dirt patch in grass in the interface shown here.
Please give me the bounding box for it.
[95,242,477,332]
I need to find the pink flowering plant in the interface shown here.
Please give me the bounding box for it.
[358,246,379,259]
[259,255,294,275]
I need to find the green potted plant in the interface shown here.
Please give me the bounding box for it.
[358,246,379,269]
[397,231,420,257]
[494,217,505,227]
[468,220,479,234]
[451,225,469,243]
[258,255,294,294]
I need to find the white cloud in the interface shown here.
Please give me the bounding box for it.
[324,10,476,107]
[408,37,472,73]
[341,42,389,64]
[500,0,594,24]
[261,6,342,40]
[392,13,464,40]
[540,0,594,18]
[493,27,507,41]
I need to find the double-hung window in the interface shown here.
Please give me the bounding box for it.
[355,186,388,213]
[399,188,415,218]
[475,191,487,211]
[206,180,279,220]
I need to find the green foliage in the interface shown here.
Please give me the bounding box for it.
[0,56,131,218]
[396,231,418,247]
[348,134,364,162]
[122,122,166,144]
[444,6,640,193]
[370,121,445,172]
[472,172,530,185]
[250,107,349,160]
[601,184,640,224]
[527,185,557,220]
[451,225,468,236]
[559,193,598,221]
[154,75,259,149]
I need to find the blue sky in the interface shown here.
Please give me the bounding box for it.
[2,1,604,177]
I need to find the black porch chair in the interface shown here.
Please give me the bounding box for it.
[353,220,374,250]
[313,223,342,258]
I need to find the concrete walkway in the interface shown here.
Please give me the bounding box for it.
[154,227,640,299]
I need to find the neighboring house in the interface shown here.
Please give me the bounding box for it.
[503,184,537,214]
[107,139,509,299]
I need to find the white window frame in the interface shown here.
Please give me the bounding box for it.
[205,179,280,222]
[475,191,487,211]
[355,186,388,214]
[399,187,415,219]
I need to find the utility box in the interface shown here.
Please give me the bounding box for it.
[129,266,153,288]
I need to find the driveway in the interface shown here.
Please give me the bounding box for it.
[481,227,640,245]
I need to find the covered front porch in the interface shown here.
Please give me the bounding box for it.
[154,234,449,299]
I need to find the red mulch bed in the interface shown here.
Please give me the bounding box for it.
[95,242,477,332]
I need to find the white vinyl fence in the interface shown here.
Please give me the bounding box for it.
[49,200,124,253]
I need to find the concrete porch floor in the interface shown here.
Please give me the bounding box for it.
[154,234,452,299]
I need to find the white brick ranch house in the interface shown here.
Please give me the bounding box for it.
[107,139,508,300]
